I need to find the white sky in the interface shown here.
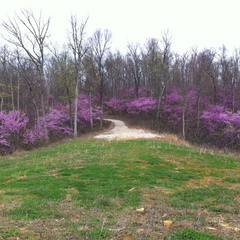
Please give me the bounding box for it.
[1,0,240,54]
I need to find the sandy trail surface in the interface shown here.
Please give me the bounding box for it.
[94,119,164,140]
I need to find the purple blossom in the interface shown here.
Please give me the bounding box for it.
[77,94,101,128]
[200,105,240,146]
[165,88,183,104]
[46,109,72,135]
[22,124,46,144]
[127,97,157,114]
[2,111,29,134]
[23,108,72,144]
[105,98,127,113]
[0,110,28,150]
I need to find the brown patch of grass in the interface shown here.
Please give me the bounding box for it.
[154,186,175,194]
[143,193,157,201]
[186,176,220,188]
[207,214,240,233]
[164,159,186,169]
[11,149,27,156]
[124,161,151,171]
[161,133,191,146]
[138,165,149,169]
[46,167,61,175]
[5,175,28,183]
[229,183,240,189]
[126,159,148,165]
[136,192,240,239]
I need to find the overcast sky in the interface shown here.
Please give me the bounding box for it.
[1,0,240,54]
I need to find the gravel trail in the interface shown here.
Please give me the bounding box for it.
[94,119,164,140]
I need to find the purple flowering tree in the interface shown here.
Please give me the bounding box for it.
[22,124,46,145]
[162,88,183,125]
[200,105,240,147]
[126,97,157,115]
[77,94,100,130]
[0,110,29,151]
[23,107,72,145]
[160,88,204,139]
[105,98,127,114]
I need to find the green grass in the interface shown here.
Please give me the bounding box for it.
[0,229,21,239]
[164,228,224,240]
[0,139,239,239]
[169,186,239,213]
[224,177,240,183]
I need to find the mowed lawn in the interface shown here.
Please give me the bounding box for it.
[0,139,239,239]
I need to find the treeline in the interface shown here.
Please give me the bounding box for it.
[1,9,240,153]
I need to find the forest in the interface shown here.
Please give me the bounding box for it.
[1,9,240,153]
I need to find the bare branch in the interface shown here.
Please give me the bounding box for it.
[91,28,112,64]
[2,9,50,71]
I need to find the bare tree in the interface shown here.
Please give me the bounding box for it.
[83,50,99,129]
[49,48,75,128]
[143,38,162,93]
[90,29,112,128]
[0,46,16,111]
[105,52,127,98]
[68,15,89,137]
[127,43,143,99]
[156,31,172,120]
[231,49,240,111]
[2,9,50,143]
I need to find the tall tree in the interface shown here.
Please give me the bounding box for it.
[105,51,127,98]
[2,9,50,143]
[68,15,89,137]
[127,43,142,99]
[90,29,112,128]
[0,46,14,110]
[143,38,162,93]
[231,49,240,111]
[156,31,172,119]
[49,49,75,128]
[83,50,99,129]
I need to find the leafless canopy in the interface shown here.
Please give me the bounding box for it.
[91,29,112,65]
[68,15,89,70]
[2,9,50,71]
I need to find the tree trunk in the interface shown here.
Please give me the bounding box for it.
[99,70,104,129]
[73,80,79,138]
[17,73,20,110]
[100,99,104,129]
[196,96,201,137]
[232,88,235,112]
[89,92,93,130]
[134,79,139,99]
[39,67,49,144]
[41,93,49,144]
[182,96,188,140]
[36,107,40,125]
[0,97,3,111]
[182,105,186,140]
[68,99,73,130]
[66,87,73,129]
[10,73,15,110]
[156,85,166,120]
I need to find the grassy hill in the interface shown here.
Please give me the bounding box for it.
[0,138,239,239]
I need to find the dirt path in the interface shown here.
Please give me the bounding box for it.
[94,119,164,140]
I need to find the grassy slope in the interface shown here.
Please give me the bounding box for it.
[0,138,239,239]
